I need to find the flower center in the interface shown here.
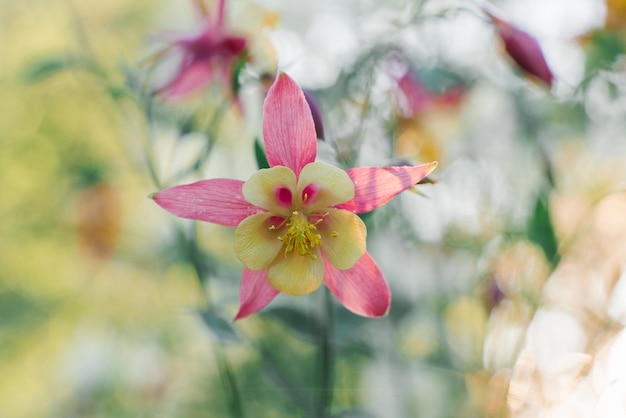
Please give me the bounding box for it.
[274,211,325,259]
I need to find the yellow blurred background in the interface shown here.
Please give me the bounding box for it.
[0,2,217,416]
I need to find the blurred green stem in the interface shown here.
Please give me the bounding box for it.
[316,287,335,417]
[213,344,245,418]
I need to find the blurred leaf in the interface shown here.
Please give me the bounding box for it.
[334,307,368,344]
[413,66,467,93]
[259,346,313,408]
[231,56,247,96]
[105,84,134,102]
[585,30,625,76]
[386,296,415,323]
[261,306,323,342]
[0,290,48,333]
[333,309,374,357]
[254,138,270,169]
[179,114,198,136]
[199,309,241,344]
[548,101,588,133]
[336,340,374,358]
[22,56,74,83]
[527,194,559,265]
[74,164,107,188]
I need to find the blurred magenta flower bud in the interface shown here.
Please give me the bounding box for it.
[488,13,554,87]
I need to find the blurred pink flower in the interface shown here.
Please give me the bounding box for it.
[396,70,466,118]
[391,53,465,118]
[488,13,554,87]
[396,70,432,117]
[152,73,437,319]
[157,0,247,98]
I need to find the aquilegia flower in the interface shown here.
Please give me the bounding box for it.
[156,0,247,98]
[152,73,437,319]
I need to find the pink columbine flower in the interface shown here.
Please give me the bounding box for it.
[488,13,554,87]
[157,0,247,98]
[152,73,437,319]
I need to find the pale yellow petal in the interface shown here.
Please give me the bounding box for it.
[297,162,355,212]
[319,209,367,270]
[234,213,284,270]
[242,166,297,216]
[266,248,324,296]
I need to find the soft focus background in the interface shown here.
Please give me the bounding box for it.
[3,0,626,417]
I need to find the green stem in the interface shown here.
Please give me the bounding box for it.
[316,288,335,418]
[213,344,245,418]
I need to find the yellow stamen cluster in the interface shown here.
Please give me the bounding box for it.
[273,211,330,259]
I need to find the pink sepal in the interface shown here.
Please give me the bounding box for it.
[324,253,390,317]
[215,0,226,27]
[162,60,213,98]
[263,73,317,176]
[234,268,279,320]
[152,178,261,227]
[335,162,437,214]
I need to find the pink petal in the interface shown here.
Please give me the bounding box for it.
[335,162,438,214]
[234,268,279,320]
[263,73,317,176]
[323,252,390,317]
[152,178,261,227]
[162,60,213,98]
